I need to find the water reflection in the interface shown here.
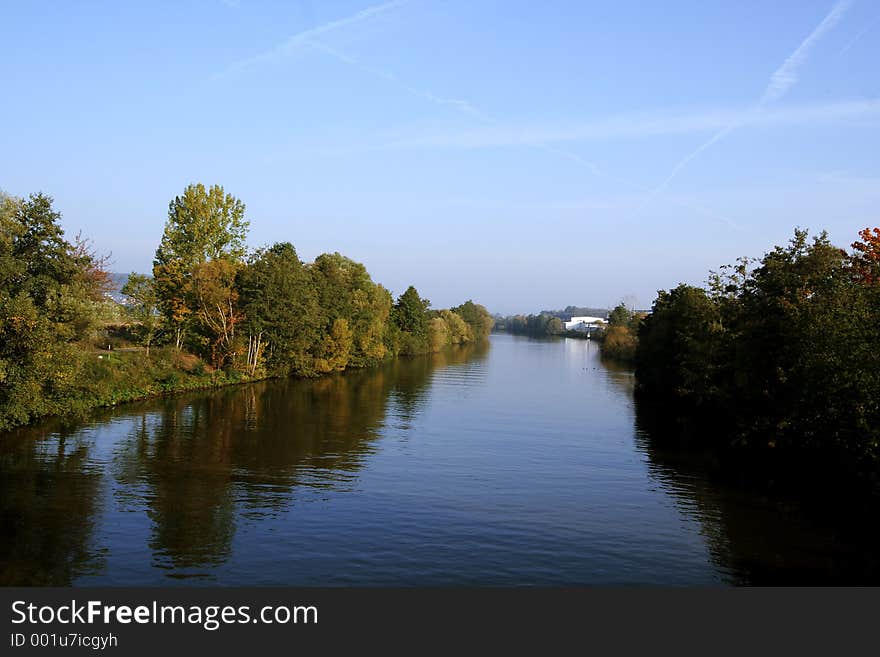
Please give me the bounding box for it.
[0,343,487,584]
[2,335,878,585]
[0,425,105,585]
[632,399,880,584]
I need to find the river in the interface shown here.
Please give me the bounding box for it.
[1,333,877,585]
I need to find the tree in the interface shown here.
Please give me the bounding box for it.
[852,226,880,285]
[451,300,494,340]
[608,303,633,328]
[394,286,430,333]
[310,252,391,367]
[635,228,880,483]
[429,316,450,352]
[190,258,242,368]
[153,184,249,349]
[0,192,23,289]
[121,273,160,356]
[237,242,322,376]
[635,284,722,405]
[0,193,105,429]
[393,286,431,355]
[158,183,248,264]
[315,318,353,373]
[7,193,80,308]
[439,309,472,344]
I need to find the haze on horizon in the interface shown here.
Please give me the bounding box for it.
[2,0,877,315]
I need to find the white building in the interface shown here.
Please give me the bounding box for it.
[563,316,607,332]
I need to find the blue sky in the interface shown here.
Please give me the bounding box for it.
[2,0,878,314]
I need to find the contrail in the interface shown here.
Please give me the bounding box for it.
[639,0,853,207]
[213,0,410,80]
[306,41,489,121]
[762,0,852,104]
[308,41,740,228]
[220,3,742,229]
[839,13,880,55]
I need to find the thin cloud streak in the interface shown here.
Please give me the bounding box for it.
[237,18,742,230]
[640,0,853,206]
[306,42,635,212]
[762,0,852,103]
[383,99,880,149]
[213,0,742,230]
[839,13,880,55]
[307,41,489,121]
[212,0,409,80]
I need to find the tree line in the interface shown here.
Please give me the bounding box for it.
[0,184,493,430]
[494,312,566,336]
[633,227,880,490]
[494,305,610,337]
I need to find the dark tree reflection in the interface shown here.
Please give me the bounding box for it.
[109,343,487,574]
[0,343,488,583]
[0,423,105,585]
[632,397,880,584]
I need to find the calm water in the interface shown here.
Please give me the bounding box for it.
[2,334,878,585]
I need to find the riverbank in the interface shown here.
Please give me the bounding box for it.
[5,333,878,586]
[0,338,495,434]
[1,188,494,433]
[0,347,260,432]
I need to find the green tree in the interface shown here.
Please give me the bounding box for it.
[310,252,391,367]
[7,193,80,308]
[153,184,249,349]
[635,228,880,485]
[392,286,430,353]
[0,193,106,429]
[158,183,248,264]
[451,300,494,340]
[439,309,472,344]
[315,318,353,373]
[394,286,430,334]
[121,273,161,356]
[237,242,322,376]
[635,284,723,405]
[608,303,633,328]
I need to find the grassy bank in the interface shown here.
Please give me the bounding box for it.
[0,346,261,430]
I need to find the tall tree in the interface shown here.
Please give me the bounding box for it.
[152,184,249,349]
[394,286,430,335]
[157,183,248,264]
[7,193,79,307]
[237,242,322,376]
[0,194,105,429]
[393,286,431,355]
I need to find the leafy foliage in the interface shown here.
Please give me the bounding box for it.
[0,193,112,429]
[635,228,880,489]
[152,183,248,351]
[121,273,160,355]
[0,186,492,431]
[852,226,880,285]
[451,300,494,340]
